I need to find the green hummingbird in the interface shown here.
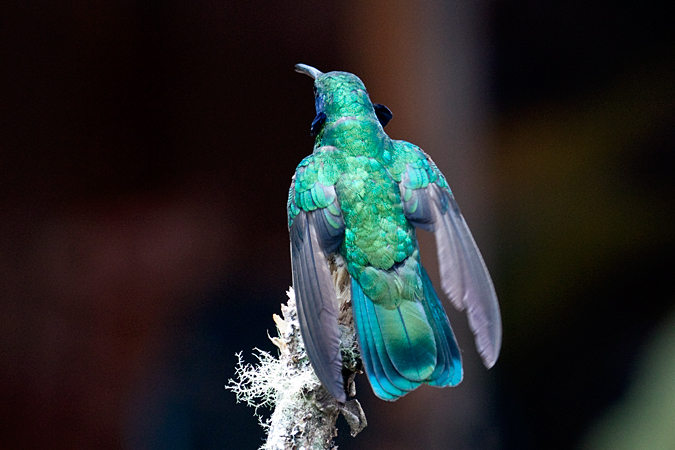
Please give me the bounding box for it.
[288,64,501,402]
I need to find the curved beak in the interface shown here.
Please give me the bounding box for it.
[295,64,324,79]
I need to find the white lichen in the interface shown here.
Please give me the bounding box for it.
[227,289,323,432]
[228,346,321,428]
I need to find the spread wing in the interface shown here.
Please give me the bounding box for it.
[398,147,502,368]
[288,149,346,401]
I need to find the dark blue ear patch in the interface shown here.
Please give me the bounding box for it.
[310,112,327,136]
[373,103,393,127]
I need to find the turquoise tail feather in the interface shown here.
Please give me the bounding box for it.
[353,280,414,399]
[420,267,463,387]
[371,297,436,382]
[352,268,463,401]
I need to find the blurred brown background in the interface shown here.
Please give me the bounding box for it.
[1,1,673,449]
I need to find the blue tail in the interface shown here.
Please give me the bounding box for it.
[352,267,462,400]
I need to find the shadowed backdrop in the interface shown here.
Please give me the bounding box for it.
[1,1,673,449]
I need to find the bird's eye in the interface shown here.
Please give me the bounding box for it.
[313,85,318,97]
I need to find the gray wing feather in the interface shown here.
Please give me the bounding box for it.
[400,168,502,369]
[290,209,346,402]
[312,187,344,253]
[430,185,501,368]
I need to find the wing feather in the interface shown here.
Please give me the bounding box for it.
[288,152,347,401]
[290,210,346,401]
[399,159,502,369]
[431,186,501,367]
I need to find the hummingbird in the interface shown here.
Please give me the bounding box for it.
[288,64,501,402]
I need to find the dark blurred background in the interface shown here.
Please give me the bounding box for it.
[1,1,674,449]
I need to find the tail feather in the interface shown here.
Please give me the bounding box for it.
[353,280,416,399]
[352,268,463,401]
[371,299,436,382]
[420,268,463,387]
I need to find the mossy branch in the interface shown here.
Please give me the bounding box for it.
[226,256,367,450]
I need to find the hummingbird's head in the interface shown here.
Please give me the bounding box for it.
[295,64,373,120]
[295,64,393,136]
